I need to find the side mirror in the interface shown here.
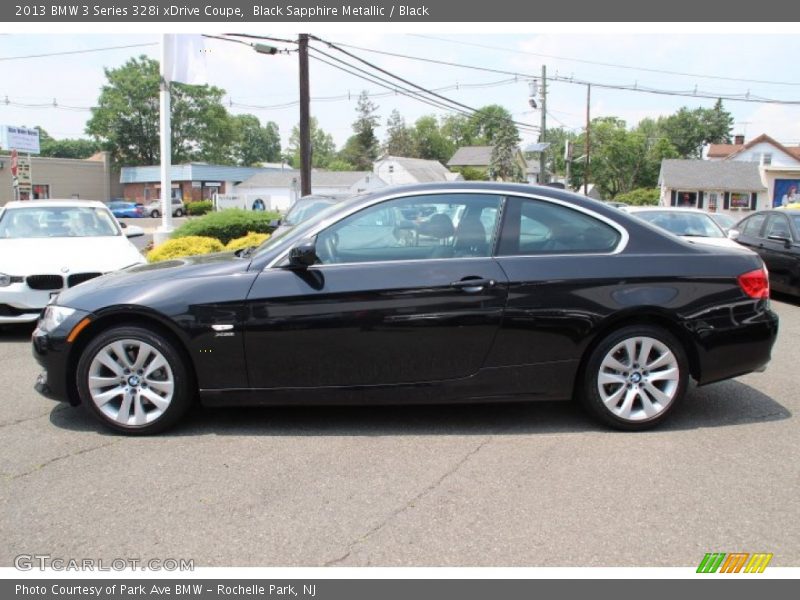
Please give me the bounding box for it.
[727,229,740,241]
[270,219,282,228]
[119,222,128,229]
[124,225,145,238]
[288,240,318,269]
[767,234,792,248]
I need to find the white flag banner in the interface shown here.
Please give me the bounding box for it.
[164,34,208,86]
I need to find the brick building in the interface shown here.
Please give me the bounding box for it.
[119,163,283,204]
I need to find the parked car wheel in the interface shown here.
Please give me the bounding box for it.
[580,325,688,431]
[150,209,160,218]
[174,208,184,217]
[76,325,193,435]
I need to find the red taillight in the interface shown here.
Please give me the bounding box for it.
[738,266,770,299]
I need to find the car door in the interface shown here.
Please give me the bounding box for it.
[761,213,797,292]
[244,192,509,388]
[733,213,768,259]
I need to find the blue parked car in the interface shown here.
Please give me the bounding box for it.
[107,200,144,219]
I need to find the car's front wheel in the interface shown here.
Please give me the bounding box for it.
[581,325,688,430]
[76,325,193,435]
[150,209,160,218]
[174,208,184,217]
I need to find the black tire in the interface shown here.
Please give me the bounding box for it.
[76,325,194,435]
[174,209,184,217]
[150,209,160,218]
[580,324,689,431]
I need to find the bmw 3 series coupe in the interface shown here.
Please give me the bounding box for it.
[32,183,778,434]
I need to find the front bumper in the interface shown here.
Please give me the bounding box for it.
[0,285,52,324]
[31,309,93,405]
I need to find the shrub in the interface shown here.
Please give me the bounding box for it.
[171,208,279,245]
[147,236,225,263]
[226,231,271,252]
[186,200,213,216]
[615,188,660,206]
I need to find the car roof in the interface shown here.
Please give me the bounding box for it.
[3,199,108,209]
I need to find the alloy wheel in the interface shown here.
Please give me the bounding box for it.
[87,339,175,427]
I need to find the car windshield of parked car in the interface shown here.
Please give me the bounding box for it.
[283,199,337,226]
[636,211,724,238]
[0,206,121,238]
[710,213,737,231]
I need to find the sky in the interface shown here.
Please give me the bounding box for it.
[2,31,800,155]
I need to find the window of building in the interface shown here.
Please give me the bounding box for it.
[676,191,697,207]
[730,192,751,209]
[762,153,772,165]
[32,184,50,200]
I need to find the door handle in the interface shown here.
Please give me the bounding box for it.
[450,278,496,293]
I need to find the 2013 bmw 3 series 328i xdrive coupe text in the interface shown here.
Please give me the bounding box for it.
[32,183,779,434]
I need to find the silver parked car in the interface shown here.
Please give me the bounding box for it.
[146,198,185,218]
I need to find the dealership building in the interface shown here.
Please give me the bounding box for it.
[0,152,122,206]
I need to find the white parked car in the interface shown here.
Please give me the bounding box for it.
[0,200,146,324]
[145,197,185,218]
[623,207,745,250]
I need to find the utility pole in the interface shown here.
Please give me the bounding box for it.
[539,65,547,184]
[298,33,312,197]
[583,84,591,195]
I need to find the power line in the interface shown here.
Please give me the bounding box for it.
[410,34,800,87]
[311,36,540,133]
[308,46,539,135]
[0,42,157,62]
[319,38,800,106]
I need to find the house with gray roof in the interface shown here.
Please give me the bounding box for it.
[373,155,461,185]
[447,146,532,182]
[231,169,386,212]
[658,159,768,217]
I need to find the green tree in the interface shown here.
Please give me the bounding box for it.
[489,122,523,182]
[615,188,660,206]
[410,115,454,162]
[570,117,679,198]
[383,109,415,157]
[339,91,380,170]
[469,105,517,145]
[86,56,236,165]
[230,115,281,166]
[657,100,733,158]
[440,114,476,148]
[34,127,101,159]
[287,117,337,168]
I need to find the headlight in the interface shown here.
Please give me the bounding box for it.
[0,273,10,287]
[40,305,76,332]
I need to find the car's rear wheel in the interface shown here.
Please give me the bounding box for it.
[76,325,193,435]
[581,325,688,430]
[150,209,160,218]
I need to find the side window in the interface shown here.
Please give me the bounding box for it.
[497,196,621,256]
[315,194,501,265]
[742,213,767,237]
[765,214,792,239]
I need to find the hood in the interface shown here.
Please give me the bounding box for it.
[0,237,145,274]
[55,250,250,304]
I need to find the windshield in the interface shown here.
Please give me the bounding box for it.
[710,213,737,230]
[283,199,337,226]
[635,211,724,238]
[0,206,121,238]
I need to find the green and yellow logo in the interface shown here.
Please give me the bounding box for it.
[697,552,773,573]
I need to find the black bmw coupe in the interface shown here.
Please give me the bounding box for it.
[32,183,778,434]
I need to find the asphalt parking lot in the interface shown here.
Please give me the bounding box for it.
[1,298,798,568]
